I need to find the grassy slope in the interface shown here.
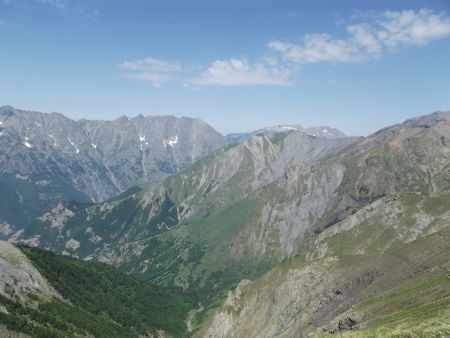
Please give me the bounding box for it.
[193,194,450,336]
[308,194,450,336]
[0,246,195,338]
[314,234,450,337]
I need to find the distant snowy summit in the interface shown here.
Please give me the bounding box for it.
[226,124,346,143]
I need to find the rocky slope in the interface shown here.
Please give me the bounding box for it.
[0,241,59,303]
[200,195,450,337]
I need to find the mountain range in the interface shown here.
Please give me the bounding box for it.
[0,106,344,236]
[1,106,450,337]
[0,105,225,202]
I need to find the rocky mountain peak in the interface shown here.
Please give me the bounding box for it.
[0,106,226,202]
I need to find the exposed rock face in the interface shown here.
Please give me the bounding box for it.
[204,280,252,338]
[203,259,369,338]
[278,163,346,256]
[0,105,225,202]
[0,241,59,302]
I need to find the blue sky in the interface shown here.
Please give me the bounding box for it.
[1,0,450,135]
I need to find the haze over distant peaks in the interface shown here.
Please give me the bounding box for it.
[225,124,346,143]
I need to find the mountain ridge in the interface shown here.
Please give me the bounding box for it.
[0,105,226,201]
[2,108,450,336]
[9,110,449,295]
[225,124,346,143]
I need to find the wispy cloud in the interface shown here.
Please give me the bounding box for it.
[120,8,450,88]
[269,8,450,64]
[37,0,68,10]
[119,57,295,88]
[120,58,182,73]
[0,0,98,18]
[0,0,68,9]
[118,58,184,88]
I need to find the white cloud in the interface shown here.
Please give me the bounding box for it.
[120,8,450,88]
[377,8,450,46]
[120,57,295,87]
[192,58,294,86]
[269,34,364,64]
[269,8,450,64]
[347,24,381,55]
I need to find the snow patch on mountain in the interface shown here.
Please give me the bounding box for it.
[139,135,146,150]
[68,138,79,154]
[15,174,29,181]
[48,134,57,146]
[164,135,178,148]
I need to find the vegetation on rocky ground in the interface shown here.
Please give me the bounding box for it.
[0,246,196,338]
